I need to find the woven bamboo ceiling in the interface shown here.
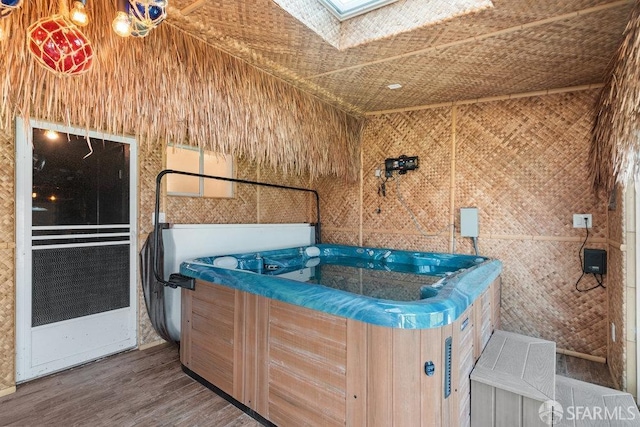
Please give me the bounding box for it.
[166,0,633,115]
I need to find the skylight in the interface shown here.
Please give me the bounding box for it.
[318,0,399,21]
[274,0,494,50]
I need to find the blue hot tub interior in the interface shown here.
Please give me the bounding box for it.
[209,246,484,301]
[181,244,502,329]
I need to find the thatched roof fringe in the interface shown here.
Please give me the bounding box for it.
[591,0,640,192]
[0,0,364,180]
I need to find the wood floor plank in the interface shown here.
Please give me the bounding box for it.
[0,344,257,427]
[557,353,615,389]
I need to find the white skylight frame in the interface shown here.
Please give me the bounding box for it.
[274,0,494,50]
[318,0,399,21]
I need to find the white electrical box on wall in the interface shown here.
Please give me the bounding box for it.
[572,213,592,228]
[460,207,479,237]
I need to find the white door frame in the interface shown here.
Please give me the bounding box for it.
[15,117,138,382]
[636,183,640,401]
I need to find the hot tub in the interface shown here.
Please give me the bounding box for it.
[179,244,502,426]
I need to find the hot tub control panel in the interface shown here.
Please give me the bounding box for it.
[385,155,419,177]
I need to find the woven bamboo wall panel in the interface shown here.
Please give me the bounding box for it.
[0,127,15,390]
[363,233,449,253]
[0,127,14,242]
[453,236,476,255]
[362,108,452,238]
[484,238,607,357]
[454,92,609,357]
[0,248,14,390]
[315,176,360,229]
[165,190,256,224]
[327,91,612,358]
[321,229,360,246]
[138,145,163,236]
[310,7,629,112]
[455,91,606,239]
[137,144,165,346]
[258,168,313,224]
[608,245,626,388]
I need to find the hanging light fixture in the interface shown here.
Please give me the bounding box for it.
[129,0,166,27]
[128,0,167,38]
[0,5,8,41]
[69,0,89,27]
[19,0,168,71]
[112,0,132,37]
[28,16,93,74]
[112,11,132,37]
[44,129,59,140]
[130,19,152,37]
[0,0,23,18]
[27,0,93,75]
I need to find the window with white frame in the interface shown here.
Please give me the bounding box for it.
[166,144,234,198]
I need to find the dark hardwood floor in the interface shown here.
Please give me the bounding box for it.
[0,344,260,427]
[0,342,619,426]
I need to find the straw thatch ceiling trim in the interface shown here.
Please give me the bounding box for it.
[0,0,364,180]
[162,20,363,116]
[591,0,639,192]
[165,8,364,115]
[366,84,605,115]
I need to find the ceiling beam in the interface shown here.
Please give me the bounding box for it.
[365,83,605,116]
[180,0,207,16]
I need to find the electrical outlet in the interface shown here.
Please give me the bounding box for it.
[572,214,592,228]
[374,169,382,177]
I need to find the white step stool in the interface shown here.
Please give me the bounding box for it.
[471,330,640,426]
